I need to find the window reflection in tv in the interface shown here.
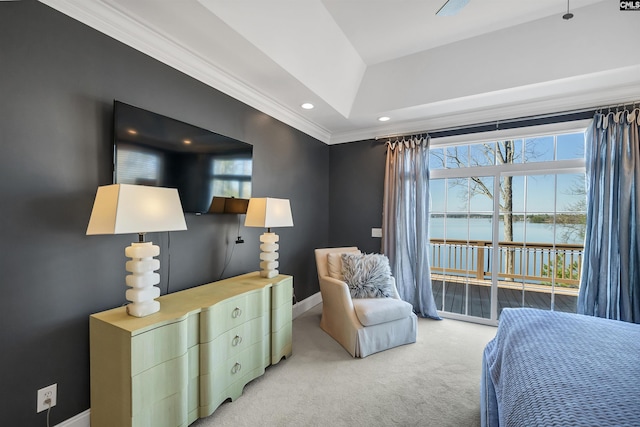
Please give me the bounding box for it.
[113,101,253,214]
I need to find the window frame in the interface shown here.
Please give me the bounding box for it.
[428,119,589,324]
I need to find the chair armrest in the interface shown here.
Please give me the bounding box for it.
[389,276,401,300]
[319,275,355,309]
[318,275,362,326]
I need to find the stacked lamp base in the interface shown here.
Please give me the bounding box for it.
[259,232,280,278]
[124,241,161,317]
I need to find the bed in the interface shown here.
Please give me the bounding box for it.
[481,308,640,427]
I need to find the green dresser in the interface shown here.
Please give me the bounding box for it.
[89,273,293,427]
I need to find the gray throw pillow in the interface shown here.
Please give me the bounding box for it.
[341,253,394,298]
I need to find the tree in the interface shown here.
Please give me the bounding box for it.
[431,137,586,289]
[555,177,587,243]
[433,141,519,276]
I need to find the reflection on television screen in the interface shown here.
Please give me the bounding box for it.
[113,101,253,214]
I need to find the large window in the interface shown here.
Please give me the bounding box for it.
[428,123,587,323]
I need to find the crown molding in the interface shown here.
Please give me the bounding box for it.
[38,0,333,143]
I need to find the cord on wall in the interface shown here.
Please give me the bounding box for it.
[219,215,244,280]
[45,399,52,427]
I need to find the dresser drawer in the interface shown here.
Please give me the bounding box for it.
[217,342,265,388]
[131,390,188,427]
[187,346,199,422]
[272,276,293,308]
[131,353,188,418]
[200,315,267,375]
[200,289,268,343]
[131,319,188,376]
[199,342,266,414]
[187,312,199,348]
[271,321,292,363]
[272,303,292,333]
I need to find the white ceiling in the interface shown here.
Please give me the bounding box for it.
[39,0,640,144]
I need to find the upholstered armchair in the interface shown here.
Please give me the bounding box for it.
[314,247,417,358]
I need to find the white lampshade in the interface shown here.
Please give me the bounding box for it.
[244,198,293,229]
[86,184,187,318]
[244,197,293,278]
[87,184,187,235]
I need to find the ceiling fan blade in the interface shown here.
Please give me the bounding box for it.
[436,0,470,16]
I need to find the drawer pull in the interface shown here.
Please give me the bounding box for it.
[232,335,243,346]
[232,307,243,318]
[231,362,242,374]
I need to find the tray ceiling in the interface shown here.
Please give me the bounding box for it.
[39,0,640,143]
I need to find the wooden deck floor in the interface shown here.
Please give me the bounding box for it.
[431,276,578,319]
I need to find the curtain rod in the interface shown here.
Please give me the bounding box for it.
[374,100,640,141]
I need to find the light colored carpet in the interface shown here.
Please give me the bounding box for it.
[192,304,497,427]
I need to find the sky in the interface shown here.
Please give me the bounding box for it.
[429,131,586,215]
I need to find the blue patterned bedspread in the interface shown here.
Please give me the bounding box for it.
[483,308,640,427]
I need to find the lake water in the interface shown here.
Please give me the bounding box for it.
[429,216,584,245]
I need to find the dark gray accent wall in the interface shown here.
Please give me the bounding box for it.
[328,140,387,254]
[0,1,328,425]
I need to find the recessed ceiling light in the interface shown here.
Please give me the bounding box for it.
[301,103,314,110]
[378,116,390,122]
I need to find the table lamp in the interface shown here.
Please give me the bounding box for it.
[244,198,293,278]
[86,184,187,317]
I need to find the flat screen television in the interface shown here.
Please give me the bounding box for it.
[113,100,253,214]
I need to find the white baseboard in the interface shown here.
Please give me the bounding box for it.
[55,409,90,427]
[58,293,322,427]
[292,291,321,319]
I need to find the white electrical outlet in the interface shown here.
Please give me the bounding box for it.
[37,383,57,413]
